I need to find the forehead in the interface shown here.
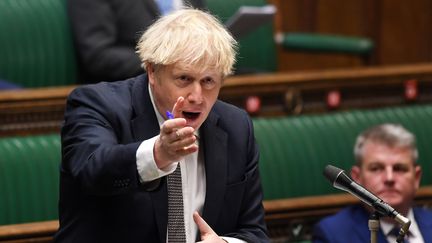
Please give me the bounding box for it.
[169,62,222,77]
[362,142,414,165]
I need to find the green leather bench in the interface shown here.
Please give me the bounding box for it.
[0,0,77,87]
[255,104,432,200]
[1,104,432,226]
[0,133,60,225]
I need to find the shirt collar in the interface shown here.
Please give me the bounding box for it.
[148,83,165,126]
[381,208,417,237]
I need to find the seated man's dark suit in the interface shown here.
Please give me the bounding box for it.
[67,0,205,83]
[313,204,432,243]
[54,74,269,243]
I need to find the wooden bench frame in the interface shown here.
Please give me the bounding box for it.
[220,62,432,116]
[1,186,431,242]
[2,63,432,136]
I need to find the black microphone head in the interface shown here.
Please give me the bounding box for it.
[323,164,344,184]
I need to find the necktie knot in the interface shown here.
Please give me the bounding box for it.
[388,227,410,243]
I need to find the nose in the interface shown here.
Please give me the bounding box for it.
[384,166,394,184]
[187,81,203,104]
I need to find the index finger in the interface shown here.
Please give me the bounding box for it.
[171,96,185,118]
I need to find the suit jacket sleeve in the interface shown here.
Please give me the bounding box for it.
[61,84,142,195]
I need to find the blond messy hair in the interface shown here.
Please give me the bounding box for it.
[136,8,237,78]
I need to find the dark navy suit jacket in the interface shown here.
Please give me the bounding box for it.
[54,74,269,242]
[313,204,432,243]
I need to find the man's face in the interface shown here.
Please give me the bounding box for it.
[148,63,222,130]
[351,142,421,214]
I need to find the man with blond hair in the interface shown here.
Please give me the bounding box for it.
[55,8,269,243]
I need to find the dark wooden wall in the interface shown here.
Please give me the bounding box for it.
[269,0,432,71]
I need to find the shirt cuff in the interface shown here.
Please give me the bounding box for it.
[136,135,177,182]
[221,236,247,243]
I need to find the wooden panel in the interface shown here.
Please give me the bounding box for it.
[2,63,432,135]
[270,0,374,71]
[220,63,432,116]
[378,0,432,64]
[270,0,432,71]
[0,86,75,136]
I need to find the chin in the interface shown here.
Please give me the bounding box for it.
[381,196,403,208]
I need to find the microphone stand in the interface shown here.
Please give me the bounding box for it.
[368,212,380,243]
[368,211,410,243]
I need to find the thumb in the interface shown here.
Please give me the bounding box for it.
[193,211,216,239]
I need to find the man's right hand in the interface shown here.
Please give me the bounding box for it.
[153,97,198,169]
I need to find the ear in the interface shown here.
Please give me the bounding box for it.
[146,63,156,85]
[350,165,361,183]
[414,165,422,189]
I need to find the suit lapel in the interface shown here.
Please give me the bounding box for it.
[414,207,432,241]
[130,75,160,141]
[200,112,228,228]
[130,76,168,242]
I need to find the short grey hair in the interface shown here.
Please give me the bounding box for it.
[354,123,418,165]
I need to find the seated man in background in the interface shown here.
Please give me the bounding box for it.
[55,8,269,243]
[313,123,432,243]
[67,0,206,83]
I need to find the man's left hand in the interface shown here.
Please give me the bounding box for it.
[194,212,227,243]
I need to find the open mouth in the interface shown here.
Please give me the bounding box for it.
[182,111,201,120]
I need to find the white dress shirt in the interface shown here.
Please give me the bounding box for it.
[135,84,246,243]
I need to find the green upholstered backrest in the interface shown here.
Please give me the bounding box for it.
[206,0,277,73]
[254,104,432,200]
[2,105,432,225]
[0,0,77,87]
[281,33,374,55]
[0,134,60,225]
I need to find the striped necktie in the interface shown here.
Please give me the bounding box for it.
[389,227,410,243]
[167,164,186,242]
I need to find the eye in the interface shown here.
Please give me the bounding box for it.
[179,75,190,81]
[175,75,193,87]
[393,164,409,173]
[368,164,384,172]
[201,77,217,89]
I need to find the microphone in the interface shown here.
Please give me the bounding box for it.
[323,164,411,237]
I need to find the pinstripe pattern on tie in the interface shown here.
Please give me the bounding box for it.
[167,164,186,242]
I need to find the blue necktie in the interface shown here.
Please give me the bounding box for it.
[157,0,173,15]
